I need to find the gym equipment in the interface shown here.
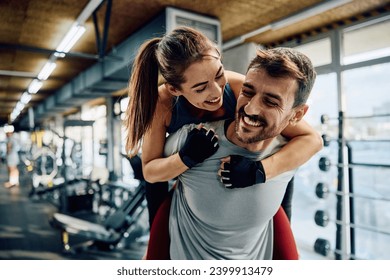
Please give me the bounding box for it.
[315,182,330,199]
[320,113,390,124]
[313,238,362,259]
[50,154,147,253]
[314,209,390,236]
[316,111,390,260]
[315,182,390,202]
[314,238,331,257]
[319,156,390,171]
[33,177,100,212]
[321,134,331,147]
[318,157,331,171]
[321,133,390,148]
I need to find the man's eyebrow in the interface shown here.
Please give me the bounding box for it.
[265,92,283,102]
[243,82,283,102]
[242,82,255,90]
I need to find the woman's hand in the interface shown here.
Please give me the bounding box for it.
[178,126,219,168]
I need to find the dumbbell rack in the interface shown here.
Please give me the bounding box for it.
[315,111,390,259]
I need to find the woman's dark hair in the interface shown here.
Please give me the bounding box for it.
[124,26,217,156]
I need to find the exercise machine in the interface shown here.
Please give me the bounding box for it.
[50,154,147,254]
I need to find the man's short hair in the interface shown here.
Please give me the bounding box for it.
[247,47,316,107]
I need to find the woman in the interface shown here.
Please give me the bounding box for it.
[5,130,20,188]
[124,26,322,258]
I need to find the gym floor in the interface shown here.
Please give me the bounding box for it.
[0,162,147,260]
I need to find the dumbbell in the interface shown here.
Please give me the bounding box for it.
[315,182,330,199]
[314,210,331,227]
[314,238,358,259]
[321,134,331,147]
[316,182,390,202]
[320,114,330,125]
[318,156,331,172]
[315,209,389,234]
[321,113,390,125]
[314,238,331,257]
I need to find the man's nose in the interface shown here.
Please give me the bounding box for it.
[244,96,262,115]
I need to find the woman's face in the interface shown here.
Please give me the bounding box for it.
[171,50,227,111]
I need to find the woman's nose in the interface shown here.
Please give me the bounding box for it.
[211,80,223,96]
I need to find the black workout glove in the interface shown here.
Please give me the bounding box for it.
[178,127,219,168]
[220,155,266,189]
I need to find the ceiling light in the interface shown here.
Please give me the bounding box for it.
[16,101,25,112]
[28,79,43,94]
[4,124,15,133]
[37,61,57,80]
[21,92,32,104]
[10,111,18,122]
[77,0,104,24]
[55,24,86,54]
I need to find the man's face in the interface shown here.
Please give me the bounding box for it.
[234,68,299,144]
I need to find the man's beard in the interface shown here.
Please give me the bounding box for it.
[234,107,269,144]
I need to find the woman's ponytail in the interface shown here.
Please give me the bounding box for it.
[124,38,161,156]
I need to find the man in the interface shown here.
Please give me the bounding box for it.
[163,47,317,259]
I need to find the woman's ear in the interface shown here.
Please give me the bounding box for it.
[289,105,308,125]
[165,83,181,97]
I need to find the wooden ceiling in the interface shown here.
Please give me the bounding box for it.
[0,0,389,127]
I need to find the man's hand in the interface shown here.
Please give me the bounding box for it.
[179,126,219,168]
[219,155,266,188]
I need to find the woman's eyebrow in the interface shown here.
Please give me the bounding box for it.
[216,66,223,76]
[190,66,223,89]
[191,80,208,89]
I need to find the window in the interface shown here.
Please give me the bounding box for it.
[294,38,332,67]
[343,18,390,65]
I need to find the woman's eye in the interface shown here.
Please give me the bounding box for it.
[196,87,206,93]
[216,72,224,79]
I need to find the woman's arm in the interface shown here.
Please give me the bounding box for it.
[262,119,323,180]
[141,93,189,183]
[225,70,245,99]
[141,90,219,183]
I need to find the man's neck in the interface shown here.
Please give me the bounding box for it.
[225,120,274,152]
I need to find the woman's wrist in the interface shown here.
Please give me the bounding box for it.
[260,157,274,181]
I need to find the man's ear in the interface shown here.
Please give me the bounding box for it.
[165,83,182,97]
[289,105,308,125]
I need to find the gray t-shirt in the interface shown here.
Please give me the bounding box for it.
[164,120,296,260]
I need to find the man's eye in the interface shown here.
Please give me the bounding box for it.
[241,90,254,97]
[265,99,278,107]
